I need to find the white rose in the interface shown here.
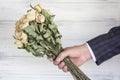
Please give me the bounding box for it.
[21,32,28,44]
[27,9,36,21]
[20,22,29,29]
[15,40,23,48]
[14,31,22,40]
[34,4,42,13]
[35,12,45,23]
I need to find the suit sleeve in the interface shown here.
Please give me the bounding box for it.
[87,26,120,65]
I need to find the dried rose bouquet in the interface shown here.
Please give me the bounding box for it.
[13,4,90,80]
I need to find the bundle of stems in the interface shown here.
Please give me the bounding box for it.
[13,4,90,80]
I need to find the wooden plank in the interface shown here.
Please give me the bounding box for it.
[0,1,120,21]
[16,0,120,3]
[0,0,120,80]
[0,21,119,39]
[0,56,120,80]
[0,0,120,3]
[0,21,119,56]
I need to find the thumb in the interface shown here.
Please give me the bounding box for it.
[55,51,69,65]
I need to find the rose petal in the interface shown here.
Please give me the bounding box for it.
[35,12,45,23]
[21,32,28,44]
[27,9,36,21]
[34,4,42,13]
[15,40,23,48]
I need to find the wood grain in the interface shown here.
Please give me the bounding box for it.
[0,0,120,80]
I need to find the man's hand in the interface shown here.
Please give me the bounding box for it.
[49,43,92,72]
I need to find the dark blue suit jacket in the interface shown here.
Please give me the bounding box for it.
[87,26,120,65]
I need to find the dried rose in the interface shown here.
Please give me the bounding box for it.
[27,9,36,21]
[13,4,90,80]
[20,32,28,44]
[34,4,42,13]
[15,40,23,48]
[35,12,45,23]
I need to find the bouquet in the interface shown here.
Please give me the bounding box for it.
[13,4,90,80]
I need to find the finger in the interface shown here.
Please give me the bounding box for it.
[63,66,68,72]
[53,60,58,65]
[55,51,69,65]
[58,61,65,69]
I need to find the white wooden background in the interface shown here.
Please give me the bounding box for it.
[0,0,120,80]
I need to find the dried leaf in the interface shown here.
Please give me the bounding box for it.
[24,24,37,38]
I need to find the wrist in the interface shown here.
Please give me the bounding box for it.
[80,43,92,61]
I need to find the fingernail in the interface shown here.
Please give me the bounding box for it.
[56,57,61,62]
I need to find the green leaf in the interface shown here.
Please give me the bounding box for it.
[39,23,45,32]
[56,38,61,44]
[43,29,51,38]
[33,52,44,57]
[41,9,50,18]
[48,24,58,33]
[51,36,56,44]
[50,15,55,21]
[35,24,40,34]
[36,35,43,41]
[27,41,35,45]
[25,45,36,55]
[31,44,38,50]
[41,9,55,24]
[34,48,45,57]
[24,25,37,38]
[55,33,62,38]
[39,41,49,50]
[25,45,32,52]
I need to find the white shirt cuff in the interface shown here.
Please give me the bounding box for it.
[86,43,96,62]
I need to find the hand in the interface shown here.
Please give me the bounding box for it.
[50,43,92,72]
